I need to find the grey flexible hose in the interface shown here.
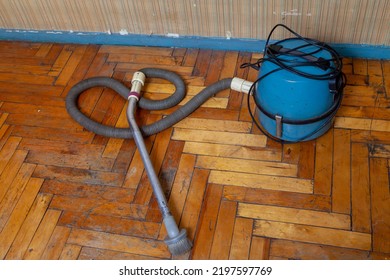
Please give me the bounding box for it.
[65,68,233,139]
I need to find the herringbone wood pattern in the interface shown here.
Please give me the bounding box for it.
[0,41,389,260]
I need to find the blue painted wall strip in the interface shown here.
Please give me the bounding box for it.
[1,29,389,59]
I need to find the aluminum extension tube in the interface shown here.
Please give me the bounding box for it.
[126,72,192,256]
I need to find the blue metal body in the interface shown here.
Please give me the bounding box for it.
[255,38,336,141]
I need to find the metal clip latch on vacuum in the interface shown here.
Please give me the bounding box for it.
[275,115,283,138]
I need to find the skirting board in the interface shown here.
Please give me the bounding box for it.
[1,29,389,59]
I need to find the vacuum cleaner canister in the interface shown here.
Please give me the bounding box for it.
[251,25,345,142]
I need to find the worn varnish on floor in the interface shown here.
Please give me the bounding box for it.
[0,41,389,260]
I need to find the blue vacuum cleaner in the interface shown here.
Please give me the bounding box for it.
[65,24,345,256]
[243,24,345,142]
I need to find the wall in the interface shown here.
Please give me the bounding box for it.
[0,0,389,46]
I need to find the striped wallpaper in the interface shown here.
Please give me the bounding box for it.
[0,0,389,45]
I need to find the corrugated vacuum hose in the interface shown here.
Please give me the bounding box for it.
[65,68,235,256]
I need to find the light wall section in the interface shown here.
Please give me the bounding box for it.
[0,0,389,45]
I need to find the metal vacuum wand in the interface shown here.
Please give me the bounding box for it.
[126,72,192,256]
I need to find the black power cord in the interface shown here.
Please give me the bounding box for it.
[241,24,346,143]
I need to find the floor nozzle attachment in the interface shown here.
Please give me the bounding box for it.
[164,229,193,256]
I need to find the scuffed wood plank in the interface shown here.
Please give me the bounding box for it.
[50,196,147,220]
[351,143,371,233]
[353,59,368,75]
[158,140,185,194]
[67,228,170,259]
[249,237,270,260]
[332,129,351,214]
[335,117,390,132]
[5,193,53,259]
[179,168,209,241]
[209,170,312,193]
[98,45,173,56]
[223,185,330,211]
[0,178,43,259]
[23,209,62,259]
[40,180,135,203]
[334,117,372,130]
[182,48,199,67]
[351,130,390,145]
[61,45,101,97]
[282,143,301,164]
[370,158,390,253]
[270,239,370,260]
[107,53,179,65]
[40,226,71,260]
[369,144,390,158]
[229,217,253,260]
[174,117,251,133]
[0,136,22,175]
[5,114,78,130]
[12,125,94,144]
[0,112,8,128]
[0,124,12,148]
[59,244,82,260]
[205,50,225,85]
[102,138,124,159]
[197,156,298,177]
[26,149,115,171]
[0,150,28,203]
[314,129,333,195]
[186,107,239,121]
[209,200,237,260]
[33,165,125,187]
[183,142,281,161]
[344,85,376,96]
[123,136,154,188]
[345,74,368,86]
[172,128,267,147]
[55,45,87,86]
[298,140,316,179]
[0,73,55,85]
[1,102,69,118]
[371,119,390,132]
[0,163,36,229]
[92,202,148,220]
[78,247,162,260]
[49,46,73,77]
[192,49,212,77]
[159,154,196,239]
[34,43,53,58]
[238,203,350,230]
[254,220,371,251]
[178,95,228,109]
[79,214,160,239]
[192,184,223,260]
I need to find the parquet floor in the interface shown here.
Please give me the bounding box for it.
[0,41,389,260]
